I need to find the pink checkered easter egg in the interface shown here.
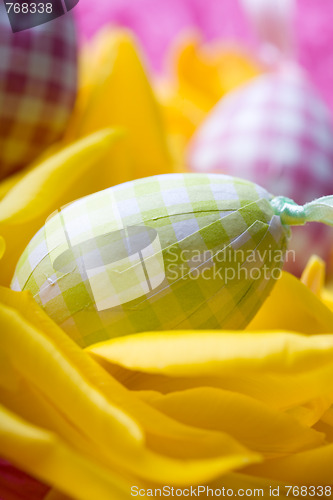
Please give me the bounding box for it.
[0,4,77,180]
[187,68,333,274]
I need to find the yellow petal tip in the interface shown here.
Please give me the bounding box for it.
[301,255,326,296]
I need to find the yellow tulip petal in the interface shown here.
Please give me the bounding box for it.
[89,330,333,377]
[0,368,258,483]
[0,129,120,286]
[0,362,97,455]
[247,271,333,334]
[0,236,4,260]
[314,409,333,443]
[313,421,333,444]
[139,387,324,458]
[0,405,132,500]
[0,142,72,202]
[0,293,143,447]
[300,256,333,314]
[175,36,260,112]
[214,50,261,95]
[0,148,49,201]
[157,83,205,139]
[176,38,218,113]
[128,368,333,415]
[0,288,260,483]
[286,396,333,428]
[89,331,333,411]
[0,353,257,487]
[321,288,333,314]
[0,129,120,224]
[67,29,172,183]
[245,443,333,485]
[0,170,23,201]
[321,408,333,427]
[158,34,260,145]
[301,256,325,296]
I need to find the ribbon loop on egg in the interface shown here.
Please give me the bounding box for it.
[271,196,333,227]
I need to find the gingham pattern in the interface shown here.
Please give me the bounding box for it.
[11,173,289,347]
[188,69,333,204]
[0,3,77,180]
[188,69,333,274]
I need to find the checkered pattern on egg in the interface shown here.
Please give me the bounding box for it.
[188,70,333,204]
[11,173,290,347]
[0,5,77,179]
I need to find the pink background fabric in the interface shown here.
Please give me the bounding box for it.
[74,0,333,114]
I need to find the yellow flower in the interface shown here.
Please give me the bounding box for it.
[0,287,260,498]
[300,255,333,313]
[65,28,172,182]
[1,26,333,500]
[2,266,333,497]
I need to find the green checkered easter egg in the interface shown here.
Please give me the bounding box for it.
[12,173,323,347]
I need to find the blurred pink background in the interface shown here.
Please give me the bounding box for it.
[74,0,333,114]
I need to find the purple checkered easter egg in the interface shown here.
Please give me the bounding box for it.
[187,68,333,274]
[0,4,77,180]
